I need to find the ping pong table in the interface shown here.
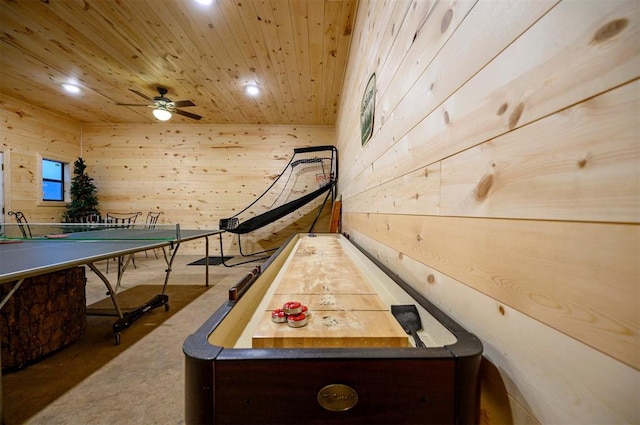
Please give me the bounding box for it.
[0,223,222,344]
[0,223,223,424]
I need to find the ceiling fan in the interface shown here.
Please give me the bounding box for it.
[116,87,202,121]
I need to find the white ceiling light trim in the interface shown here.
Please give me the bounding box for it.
[62,83,81,94]
[245,84,260,96]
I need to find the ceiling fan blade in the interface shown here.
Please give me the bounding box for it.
[129,89,153,101]
[173,100,196,108]
[174,109,202,120]
[116,102,149,107]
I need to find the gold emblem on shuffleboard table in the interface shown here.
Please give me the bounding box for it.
[317,384,359,412]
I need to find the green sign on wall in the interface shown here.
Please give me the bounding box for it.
[360,73,376,146]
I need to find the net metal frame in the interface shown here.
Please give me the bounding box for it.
[217,145,338,267]
[220,145,338,235]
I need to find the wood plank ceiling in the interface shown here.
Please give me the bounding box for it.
[0,0,357,125]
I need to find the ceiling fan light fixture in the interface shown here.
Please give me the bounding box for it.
[152,107,172,121]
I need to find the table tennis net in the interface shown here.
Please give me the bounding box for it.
[220,145,338,234]
[1,223,181,240]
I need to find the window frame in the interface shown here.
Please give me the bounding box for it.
[39,155,71,205]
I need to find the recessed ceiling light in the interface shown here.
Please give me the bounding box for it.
[62,83,81,94]
[194,0,213,5]
[245,85,260,96]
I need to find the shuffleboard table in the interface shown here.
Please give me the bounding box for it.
[183,233,482,424]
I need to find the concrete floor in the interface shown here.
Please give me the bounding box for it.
[23,253,256,425]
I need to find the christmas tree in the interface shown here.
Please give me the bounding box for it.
[63,157,100,222]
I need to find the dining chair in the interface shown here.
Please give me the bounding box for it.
[105,211,142,227]
[8,211,32,238]
[104,212,142,277]
[80,213,103,223]
[144,211,165,259]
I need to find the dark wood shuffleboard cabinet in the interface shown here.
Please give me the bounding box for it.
[183,233,482,424]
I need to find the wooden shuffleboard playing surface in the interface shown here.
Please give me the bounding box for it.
[251,235,410,348]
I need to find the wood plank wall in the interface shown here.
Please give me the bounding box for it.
[81,124,335,254]
[335,0,639,424]
[1,96,81,222]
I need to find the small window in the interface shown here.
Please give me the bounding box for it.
[42,158,66,201]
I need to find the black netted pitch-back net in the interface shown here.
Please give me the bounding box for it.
[219,145,338,234]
